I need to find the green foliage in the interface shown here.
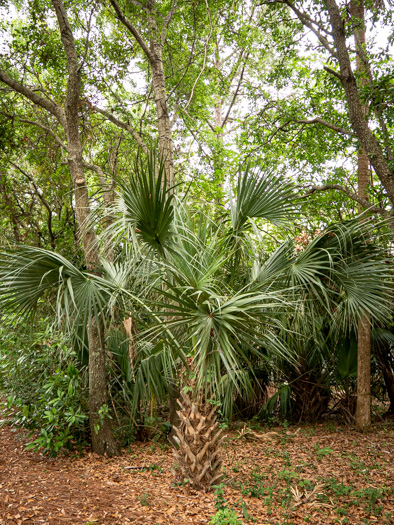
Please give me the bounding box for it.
[0,319,89,456]
[210,508,243,525]
[214,484,227,511]
[1,152,393,434]
[229,164,297,233]
[210,485,243,525]
[262,384,292,420]
[115,154,175,254]
[94,404,111,436]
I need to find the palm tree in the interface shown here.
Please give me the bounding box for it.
[259,221,393,422]
[101,155,391,487]
[0,152,392,487]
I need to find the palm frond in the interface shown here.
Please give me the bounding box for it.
[115,152,175,254]
[229,163,297,233]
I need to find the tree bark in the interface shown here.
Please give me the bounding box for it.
[52,0,119,455]
[348,0,371,432]
[284,0,394,220]
[356,150,371,430]
[382,365,394,414]
[355,314,371,430]
[212,47,225,206]
[323,0,394,209]
[88,320,119,456]
[109,0,175,187]
[150,42,175,187]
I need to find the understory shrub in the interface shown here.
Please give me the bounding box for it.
[0,318,89,456]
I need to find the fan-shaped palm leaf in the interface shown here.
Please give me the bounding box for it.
[113,153,175,254]
[229,163,297,233]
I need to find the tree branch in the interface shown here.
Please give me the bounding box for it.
[109,0,154,62]
[302,183,388,215]
[287,117,354,136]
[88,103,148,154]
[222,54,249,129]
[161,0,179,44]
[283,0,337,57]
[80,7,95,70]
[9,161,56,247]
[183,0,213,112]
[323,0,394,205]
[323,65,343,80]
[0,70,66,127]
[0,112,67,150]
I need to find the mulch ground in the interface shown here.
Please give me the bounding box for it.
[0,417,393,525]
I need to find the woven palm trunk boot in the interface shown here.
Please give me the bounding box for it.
[172,391,224,490]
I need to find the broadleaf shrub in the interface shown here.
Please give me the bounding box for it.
[0,318,89,456]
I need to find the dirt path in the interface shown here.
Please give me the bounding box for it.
[0,419,393,524]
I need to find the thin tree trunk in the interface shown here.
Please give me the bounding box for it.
[123,316,136,369]
[350,0,371,431]
[356,314,371,430]
[0,5,120,454]
[150,45,175,187]
[0,177,22,242]
[382,365,394,414]
[213,96,225,206]
[356,148,371,430]
[108,0,176,187]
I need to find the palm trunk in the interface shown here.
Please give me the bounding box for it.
[172,391,224,490]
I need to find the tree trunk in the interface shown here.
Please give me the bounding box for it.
[355,149,372,431]
[349,0,371,431]
[213,97,225,206]
[88,320,119,456]
[52,0,119,455]
[355,314,371,430]
[324,0,394,208]
[108,0,175,187]
[150,42,175,187]
[382,365,394,414]
[375,339,394,414]
[172,391,224,490]
[0,177,22,242]
[0,0,120,455]
[355,148,371,430]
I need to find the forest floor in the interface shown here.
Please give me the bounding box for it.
[0,416,393,525]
